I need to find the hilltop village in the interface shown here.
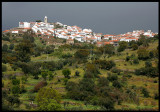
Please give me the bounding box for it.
[3,16,158,47]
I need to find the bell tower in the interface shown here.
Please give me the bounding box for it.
[44,16,48,23]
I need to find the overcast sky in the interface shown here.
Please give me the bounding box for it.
[2,2,158,34]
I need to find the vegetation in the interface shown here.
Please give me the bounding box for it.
[2,32,159,111]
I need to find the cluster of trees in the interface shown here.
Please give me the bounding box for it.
[65,62,136,110]
[135,61,159,77]
[93,60,116,70]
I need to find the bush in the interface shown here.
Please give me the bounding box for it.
[98,77,109,87]
[62,69,71,79]
[154,93,159,100]
[94,60,115,70]
[107,73,118,82]
[12,85,20,95]
[9,44,14,50]
[99,97,115,110]
[111,67,121,75]
[12,79,20,85]
[112,80,122,88]
[131,44,138,50]
[33,81,47,92]
[75,70,80,77]
[137,48,150,60]
[126,56,130,61]
[145,61,152,68]
[141,87,150,98]
[20,85,27,93]
[133,58,139,64]
[135,67,158,77]
[2,64,7,72]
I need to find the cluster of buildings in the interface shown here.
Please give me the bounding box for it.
[3,16,158,47]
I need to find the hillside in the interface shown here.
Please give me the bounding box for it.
[2,33,159,111]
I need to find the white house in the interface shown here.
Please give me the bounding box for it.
[12,30,19,34]
[19,22,30,28]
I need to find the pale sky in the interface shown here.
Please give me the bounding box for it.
[2,2,158,34]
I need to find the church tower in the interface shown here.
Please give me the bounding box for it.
[44,16,48,23]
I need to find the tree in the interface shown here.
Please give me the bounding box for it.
[45,45,55,54]
[94,60,115,70]
[126,56,130,61]
[98,77,109,87]
[149,51,154,58]
[36,87,62,111]
[133,58,139,64]
[49,72,54,81]
[41,71,48,80]
[137,34,146,46]
[20,85,27,93]
[9,44,14,50]
[112,80,122,88]
[117,41,128,52]
[107,73,118,82]
[145,61,152,68]
[2,44,8,52]
[12,85,20,95]
[131,44,138,50]
[141,87,150,98]
[75,70,80,77]
[2,64,7,72]
[38,98,62,111]
[99,97,115,110]
[15,40,34,62]
[74,49,90,60]
[23,30,35,43]
[12,79,20,85]
[79,78,95,92]
[137,48,149,60]
[62,69,71,79]
[7,95,20,106]
[99,44,115,55]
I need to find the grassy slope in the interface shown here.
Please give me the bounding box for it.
[2,40,159,110]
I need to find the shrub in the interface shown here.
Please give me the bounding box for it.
[20,85,27,93]
[131,44,138,50]
[145,61,152,68]
[111,67,121,75]
[98,77,109,87]
[99,97,115,110]
[126,56,130,61]
[149,51,154,58]
[154,93,159,100]
[75,70,80,77]
[137,48,149,60]
[112,80,122,88]
[107,73,118,82]
[62,69,71,79]
[12,85,20,95]
[133,58,139,64]
[63,78,68,85]
[2,64,7,72]
[141,87,150,98]
[12,79,20,85]
[33,80,47,92]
